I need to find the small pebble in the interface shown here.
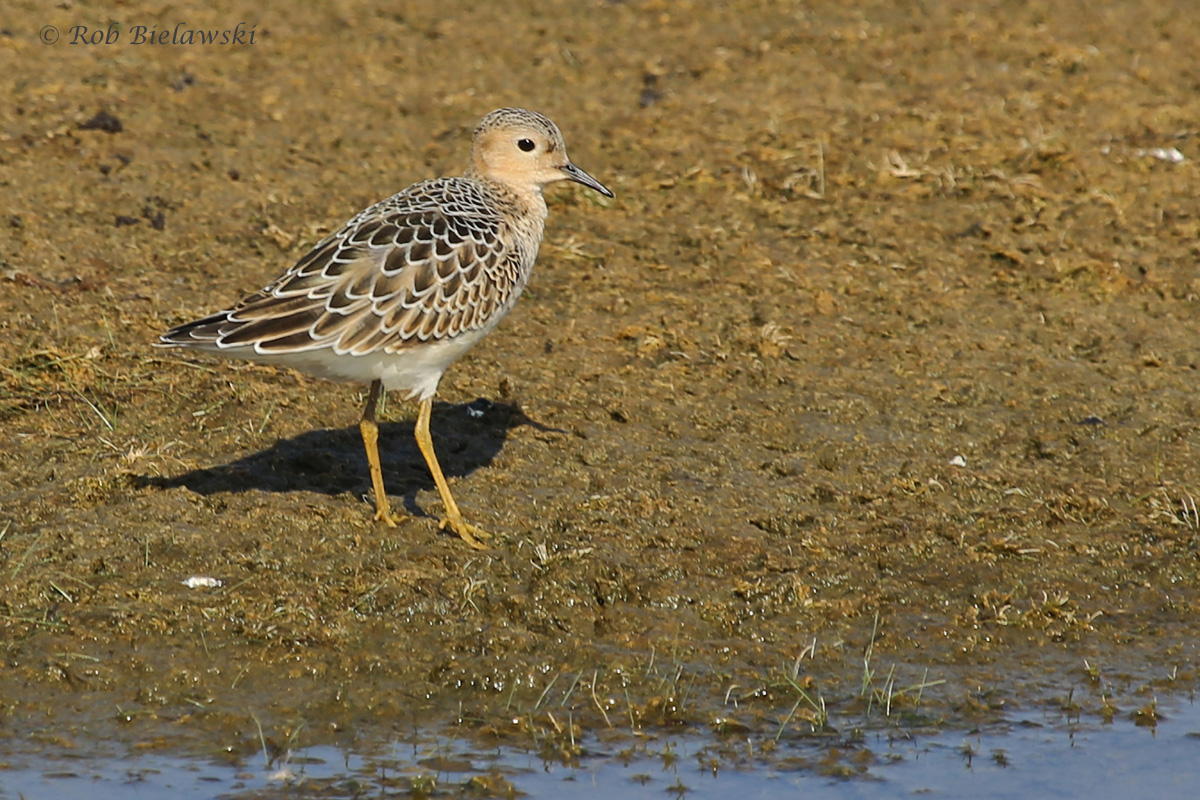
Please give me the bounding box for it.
[182,576,223,589]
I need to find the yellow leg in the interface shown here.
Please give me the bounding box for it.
[359,380,402,526]
[415,396,489,550]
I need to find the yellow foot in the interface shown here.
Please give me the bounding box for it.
[373,506,403,528]
[438,516,491,550]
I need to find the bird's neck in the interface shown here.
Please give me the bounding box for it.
[471,174,547,227]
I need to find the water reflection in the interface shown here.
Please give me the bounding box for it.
[2,700,1198,798]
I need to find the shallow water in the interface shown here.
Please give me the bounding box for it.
[4,699,1197,798]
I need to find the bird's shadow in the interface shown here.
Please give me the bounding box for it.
[139,399,559,517]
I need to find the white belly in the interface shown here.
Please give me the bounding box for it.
[195,323,494,400]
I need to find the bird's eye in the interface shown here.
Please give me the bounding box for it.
[517,138,536,152]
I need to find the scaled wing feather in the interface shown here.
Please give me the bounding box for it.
[162,179,527,357]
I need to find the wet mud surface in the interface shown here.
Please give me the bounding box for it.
[2,0,1200,778]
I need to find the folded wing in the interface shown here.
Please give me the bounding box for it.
[161,180,524,357]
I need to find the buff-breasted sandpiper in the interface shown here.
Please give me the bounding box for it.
[158,108,613,549]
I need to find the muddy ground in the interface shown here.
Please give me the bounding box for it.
[2,0,1199,776]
